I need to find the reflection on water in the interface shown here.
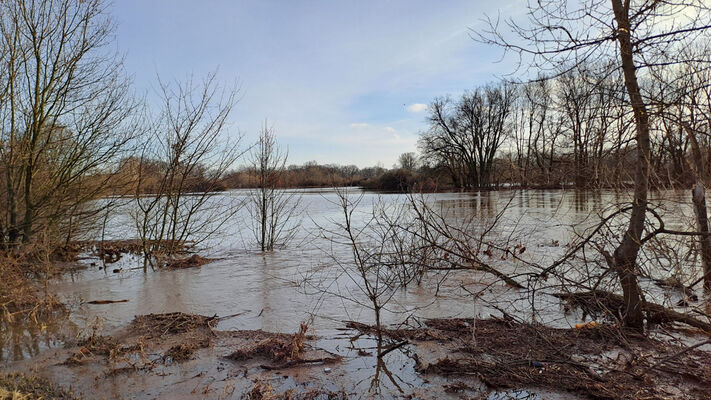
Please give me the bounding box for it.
[0,310,72,362]
[1,188,700,371]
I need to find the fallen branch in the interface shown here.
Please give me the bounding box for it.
[86,299,129,305]
[553,290,711,333]
[642,339,711,375]
[379,340,409,357]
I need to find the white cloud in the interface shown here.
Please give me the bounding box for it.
[406,103,428,113]
[385,126,396,132]
[349,122,370,128]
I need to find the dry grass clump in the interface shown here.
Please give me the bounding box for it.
[130,312,217,338]
[164,254,213,269]
[246,379,281,400]
[0,373,78,400]
[64,313,217,367]
[0,255,64,326]
[245,379,348,400]
[228,323,309,363]
[64,334,142,365]
[164,339,209,362]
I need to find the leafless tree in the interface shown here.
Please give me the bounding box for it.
[476,0,711,330]
[0,0,139,250]
[653,46,711,289]
[312,189,432,370]
[397,152,417,171]
[419,82,516,189]
[247,123,301,251]
[510,76,558,186]
[134,72,242,267]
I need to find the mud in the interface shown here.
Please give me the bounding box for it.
[349,317,711,400]
[4,313,358,399]
[8,310,711,399]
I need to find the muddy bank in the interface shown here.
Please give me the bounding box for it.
[6,311,711,399]
[5,312,348,399]
[349,317,711,400]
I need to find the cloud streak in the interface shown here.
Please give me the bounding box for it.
[406,103,428,113]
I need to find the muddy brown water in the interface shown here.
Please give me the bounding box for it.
[1,188,702,399]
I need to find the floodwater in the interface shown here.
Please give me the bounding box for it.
[1,187,703,398]
[53,188,696,333]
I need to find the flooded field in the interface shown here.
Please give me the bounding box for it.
[2,188,709,399]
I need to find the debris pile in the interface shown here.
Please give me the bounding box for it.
[348,316,711,400]
[228,323,310,364]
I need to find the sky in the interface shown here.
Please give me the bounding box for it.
[109,1,519,168]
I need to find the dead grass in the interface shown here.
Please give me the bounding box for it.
[164,254,214,269]
[164,339,209,362]
[63,312,218,368]
[228,323,309,364]
[130,312,218,337]
[64,334,141,365]
[245,379,280,400]
[0,373,78,400]
[244,379,348,400]
[0,255,64,326]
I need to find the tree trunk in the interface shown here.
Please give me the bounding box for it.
[22,162,34,243]
[686,126,711,290]
[692,184,711,290]
[610,0,649,331]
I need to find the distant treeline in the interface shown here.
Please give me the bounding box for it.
[113,158,453,193]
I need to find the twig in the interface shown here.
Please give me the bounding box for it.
[641,339,711,375]
[379,340,409,357]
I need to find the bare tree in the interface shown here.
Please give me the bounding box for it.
[397,152,417,171]
[134,72,242,267]
[477,0,711,330]
[247,123,301,251]
[0,0,139,249]
[510,76,557,186]
[419,82,516,189]
[655,46,711,289]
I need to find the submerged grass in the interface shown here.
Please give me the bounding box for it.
[0,255,64,325]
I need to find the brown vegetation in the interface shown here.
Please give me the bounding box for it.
[64,312,218,368]
[0,255,64,325]
[226,323,340,369]
[351,317,711,399]
[164,254,214,269]
[245,379,348,400]
[0,373,78,400]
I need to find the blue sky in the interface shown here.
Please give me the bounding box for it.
[110,1,518,167]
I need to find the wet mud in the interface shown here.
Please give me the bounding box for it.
[6,310,711,399]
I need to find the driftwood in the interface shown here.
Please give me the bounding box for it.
[553,290,711,333]
[86,299,129,305]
